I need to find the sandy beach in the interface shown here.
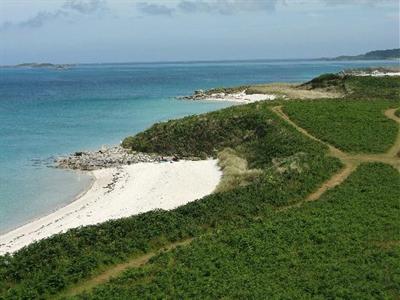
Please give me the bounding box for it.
[201,91,277,103]
[179,89,278,103]
[0,160,221,255]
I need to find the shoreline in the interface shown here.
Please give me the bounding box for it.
[0,170,96,236]
[178,90,279,103]
[0,160,221,255]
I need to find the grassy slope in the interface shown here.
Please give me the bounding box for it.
[0,103,341,299]
[284,100,399,153]
[281,75,400,154]
[75,163,400,299]
[1,75,399,299]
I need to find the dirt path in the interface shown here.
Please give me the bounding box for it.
[58,106,400,298]
[385,108,400,158]
[271,106,400,202]
[59,239,192,298]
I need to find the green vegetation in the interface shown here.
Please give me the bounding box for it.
[205,85,249,95]
[344,75,400,100]
[301,73,345,91]
[284,100,399,153]
[122,102,330,163]
[73,163,400,299]
[1,75,399,299]
[300,73,400,100]
[0,101,341,299]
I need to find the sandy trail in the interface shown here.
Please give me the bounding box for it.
[55,106,400,298]
[271,105,400,201]
[60,238,193,298]
[0,160,221,255]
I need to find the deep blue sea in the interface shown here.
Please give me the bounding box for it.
[0,59,398,232]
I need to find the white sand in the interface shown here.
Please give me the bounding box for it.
[203,90,277,103]
[0,160,221,255]
[355,72,400,77]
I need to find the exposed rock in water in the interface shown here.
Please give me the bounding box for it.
[55,146,176,170]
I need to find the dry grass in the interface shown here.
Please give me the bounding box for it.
[246,83,343,99]
[215,148,262,192]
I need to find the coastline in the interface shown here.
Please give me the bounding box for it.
[0,169,96,236]
[179,90,278,103]
[0,160,221,255]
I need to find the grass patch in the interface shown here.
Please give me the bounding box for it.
[284,100,399,153]
[215,148,262,193]
[245,82,342,99]
[344,75,400,100]
[1,74,398,299]
[73,163,400,299]
[0,102,340,299]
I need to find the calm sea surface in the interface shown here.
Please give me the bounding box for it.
[0,59,398,232]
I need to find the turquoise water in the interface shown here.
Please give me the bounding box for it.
[0,60,398,232]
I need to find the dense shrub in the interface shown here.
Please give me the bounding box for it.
[284,100,399,153]
[1,74,398,299]
[0,100,340,299]
[75,163,400,299]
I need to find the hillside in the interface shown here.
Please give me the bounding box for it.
[324,48,400,60]
[0,75,399,299]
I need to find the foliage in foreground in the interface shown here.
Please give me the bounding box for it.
[1,75,398,299]
[284,100,399,153]
[0,102,340,299]
[75,163,400,299]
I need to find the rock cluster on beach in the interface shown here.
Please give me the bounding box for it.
[178,89,213,100]
[56,146,176,170]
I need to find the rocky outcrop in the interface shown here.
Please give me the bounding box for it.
[178,89,210,100]
[178,89,276,102]
[55,146,177,170]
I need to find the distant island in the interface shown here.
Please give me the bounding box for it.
[1,50,399,69]
[1,63,75,69]
[323,48,400,61]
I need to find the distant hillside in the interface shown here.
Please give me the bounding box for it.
[324,48,400,60]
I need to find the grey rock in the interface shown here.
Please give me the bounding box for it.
[55,146,175,170]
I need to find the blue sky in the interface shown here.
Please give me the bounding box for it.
[0,0,399,64]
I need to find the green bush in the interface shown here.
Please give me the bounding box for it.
[75,163,400,299]
[0,101,340,299]
[1,74,398,299]
[284,99,399,153]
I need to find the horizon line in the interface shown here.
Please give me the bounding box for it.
[2,56,400,67]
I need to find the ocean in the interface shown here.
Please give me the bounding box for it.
[0,59,398,233]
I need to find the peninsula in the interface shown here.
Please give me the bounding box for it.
[0,70,399,299]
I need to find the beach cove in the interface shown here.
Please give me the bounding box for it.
[0,160,221,254]
[1,60,398,251]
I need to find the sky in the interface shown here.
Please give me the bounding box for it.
[0,0,399,64]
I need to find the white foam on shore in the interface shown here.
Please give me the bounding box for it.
[0,160,221,255]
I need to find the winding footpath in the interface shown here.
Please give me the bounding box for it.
[59,105,400,298]
[271,106,400,202]
[59,239,193,298]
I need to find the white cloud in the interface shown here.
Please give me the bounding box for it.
[0,0,107,31]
